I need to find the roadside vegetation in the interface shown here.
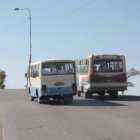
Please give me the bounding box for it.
[127,68,140,87]
[0,70,6,89]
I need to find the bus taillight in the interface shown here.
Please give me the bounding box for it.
[42,85,47,92]
[72,83,76,91]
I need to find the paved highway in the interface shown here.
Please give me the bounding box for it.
[0,89,140,140]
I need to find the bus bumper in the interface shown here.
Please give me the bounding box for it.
[89,83,127,92]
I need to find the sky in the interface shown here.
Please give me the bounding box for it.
[0,0,140,95]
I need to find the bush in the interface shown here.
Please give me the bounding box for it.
[127,68,140,87]
[0,70,6,89]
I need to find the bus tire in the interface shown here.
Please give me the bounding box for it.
[78,91,81,96]
[38,97,43,104]
[31,96,34,101]
[109,91,118,99]
[28,88,31,94]
[64,95,73,104]
[99,92,105,99]
[85,91,92,99]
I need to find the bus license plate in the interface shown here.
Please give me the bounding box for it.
[54,82,63,86]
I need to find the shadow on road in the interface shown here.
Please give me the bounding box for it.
[39,94,140,107]
[114,95,140,101]
[94,95,140,102]
[71,98,127,107]
[43,95,129,107]
[0,116,3,140]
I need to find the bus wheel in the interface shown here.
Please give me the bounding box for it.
[30,96,34,101]
[85,91,92,99]
[64,95,73,104]
[99,92,105,99]
[38,97,43,104]
[78,91,81,96]
[109,91,118,99]
[29,88,31,94]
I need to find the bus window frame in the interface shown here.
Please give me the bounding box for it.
[42,62,75,76]
[93,59,124,73]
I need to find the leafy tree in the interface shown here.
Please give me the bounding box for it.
[0,70,6,89]
[127,68,140,87]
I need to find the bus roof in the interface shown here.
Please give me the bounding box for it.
[76,54,125,60]
[30,59,74,65]
[92,54,125,57]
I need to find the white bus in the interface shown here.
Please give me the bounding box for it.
[75,54,127,99]
[26,59,76,104]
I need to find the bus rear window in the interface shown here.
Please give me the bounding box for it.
[93,59,123,73]
[42,62,74,75]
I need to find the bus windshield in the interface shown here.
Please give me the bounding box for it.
[42,62,74,75]
[93,59,123,73]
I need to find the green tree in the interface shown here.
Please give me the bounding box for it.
[0,70,6,89]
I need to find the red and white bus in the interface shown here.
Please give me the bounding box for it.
[75,54,127,98]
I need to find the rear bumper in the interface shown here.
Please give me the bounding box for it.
[28,86,76,97]
[90,86,127,92]
[89,82,127,92]
[42,88,76,96]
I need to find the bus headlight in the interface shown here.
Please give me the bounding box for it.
[72,83,76,91]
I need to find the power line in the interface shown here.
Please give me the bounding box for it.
[35,0,96,20]
[0,0,96,34]
[0,18,28,35]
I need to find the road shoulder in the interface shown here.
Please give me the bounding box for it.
[0,116,3,140]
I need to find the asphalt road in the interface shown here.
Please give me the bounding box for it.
[0,89,140,140]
